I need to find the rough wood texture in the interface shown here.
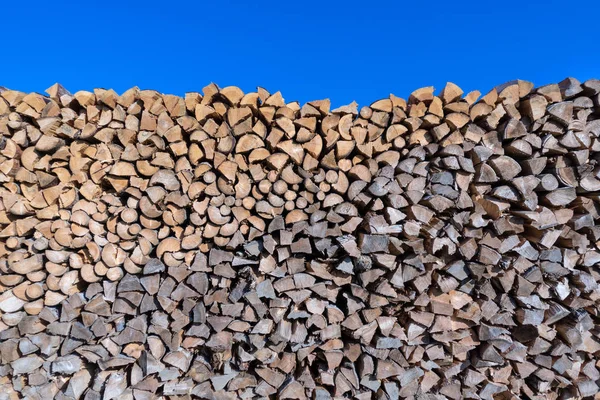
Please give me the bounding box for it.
[1,78,600,399]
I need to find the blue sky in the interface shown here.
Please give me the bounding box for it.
[2,0,599,107]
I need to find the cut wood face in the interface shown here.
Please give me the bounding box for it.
[0,77,600,399]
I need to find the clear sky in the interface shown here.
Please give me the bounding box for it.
[2,0,599,107]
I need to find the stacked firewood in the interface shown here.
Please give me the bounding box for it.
[1,77,600,399]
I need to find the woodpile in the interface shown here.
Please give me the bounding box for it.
[1,78,600,399]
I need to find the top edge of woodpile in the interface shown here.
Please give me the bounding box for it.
[1,76,600,400]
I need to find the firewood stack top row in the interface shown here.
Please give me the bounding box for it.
[1,78,600,399]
